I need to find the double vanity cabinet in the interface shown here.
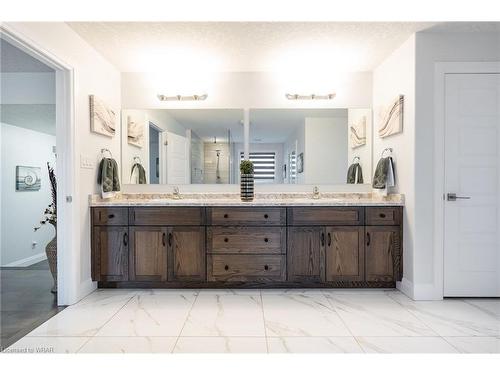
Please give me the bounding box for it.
[91,203,403,288]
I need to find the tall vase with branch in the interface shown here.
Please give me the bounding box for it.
[34,162,57,293]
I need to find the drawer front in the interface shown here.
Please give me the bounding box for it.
[208,254,286,281]
[130,207,204,226]
[208,207,286,226]
[92,207,129,226]
[287,207,364,226]
[366,207,402,226]
[208,227,285,254]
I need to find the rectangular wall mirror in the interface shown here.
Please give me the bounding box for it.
[121,109,244,185]
[249,108,373,185]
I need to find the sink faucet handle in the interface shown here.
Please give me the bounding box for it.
[173,186,179,194]
[313,186,319,194]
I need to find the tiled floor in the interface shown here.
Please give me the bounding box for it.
[3,289,499,353]
[0,261,65,350]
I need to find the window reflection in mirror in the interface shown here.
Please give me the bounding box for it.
[121,109,244,185]
[249,108,372,185]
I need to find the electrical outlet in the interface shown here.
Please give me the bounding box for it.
[80,154,94,169]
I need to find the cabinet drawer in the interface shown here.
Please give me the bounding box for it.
[208,227,285,254]
[207,207,286,226]
[208,254,286,281]
[365,207,402,225]
[130,207,204,226]
[92,207,129,226]
[287,207,364,226]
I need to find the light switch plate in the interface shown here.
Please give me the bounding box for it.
[80,154,94,169]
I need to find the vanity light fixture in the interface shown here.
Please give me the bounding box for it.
[157,94,208,101]
[285,93,336,100]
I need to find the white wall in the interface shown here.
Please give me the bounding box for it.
[122,71,372,109]
[413,32,500,298]
[348,108,373,183]
[1,72,55,104]
[304,116,348,185]
[372,35,416,294]
[4,22,121,304]
[1,123,56,266]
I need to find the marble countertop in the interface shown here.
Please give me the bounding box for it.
[90,192,404,207]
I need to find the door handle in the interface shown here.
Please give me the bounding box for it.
[123,233,128,247]
[327,232,331,247]
[366,232,370,247]
[321,232,325,247]
[168,232,173,247]
[162,233,166,247]
[447,193,471,201]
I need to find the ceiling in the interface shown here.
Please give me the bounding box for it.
[1,104,56,135]
[250,108,347,143]
[0,39,54,73]
[165,109,244,142]
[68,22,440,73]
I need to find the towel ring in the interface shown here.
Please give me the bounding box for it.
[381,147,393,158]
[352,156,360,163]
[101,148,113,158]
[133,156,142,164]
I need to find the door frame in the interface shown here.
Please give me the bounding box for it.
[434,62,500,298]
[1,24,76,305]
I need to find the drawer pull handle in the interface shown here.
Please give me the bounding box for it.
[264,238,269,243]
[264,265,269,271]
[224,214,229,218]
[379,213,386,218]
[224,238,229,242]
[224,265,229,271]
[264,214,269,219]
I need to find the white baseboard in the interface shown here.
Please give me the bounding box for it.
[2,252,47,267]
[75,278,97,305]
[396,277,414,299]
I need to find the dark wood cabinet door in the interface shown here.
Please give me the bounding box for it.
[92,226,129,282]
[168,226,206,282]
[365,226,401,282]
[287,226,325,282]
[325,226,364,282]
[129,227,167,281]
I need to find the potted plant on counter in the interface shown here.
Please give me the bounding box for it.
[34,162,57,293]
[240,159,255,201]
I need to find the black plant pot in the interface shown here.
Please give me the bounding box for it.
[240,173,254,201]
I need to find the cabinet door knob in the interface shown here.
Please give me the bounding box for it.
[379,213,386,218]
[264,238,269,243]
[264,214,269,219]
[108,214,115,219]
[224,265,229,271]
[224,237,229,242]
[264,265,269,271]
[224,214,229,218]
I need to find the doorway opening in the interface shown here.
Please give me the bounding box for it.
[0,26,74,349]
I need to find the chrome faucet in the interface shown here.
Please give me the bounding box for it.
[312,186,320,200]
[172,186,182,200]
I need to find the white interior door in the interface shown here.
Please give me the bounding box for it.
[444,73,500,297]
[166,131,189,185]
